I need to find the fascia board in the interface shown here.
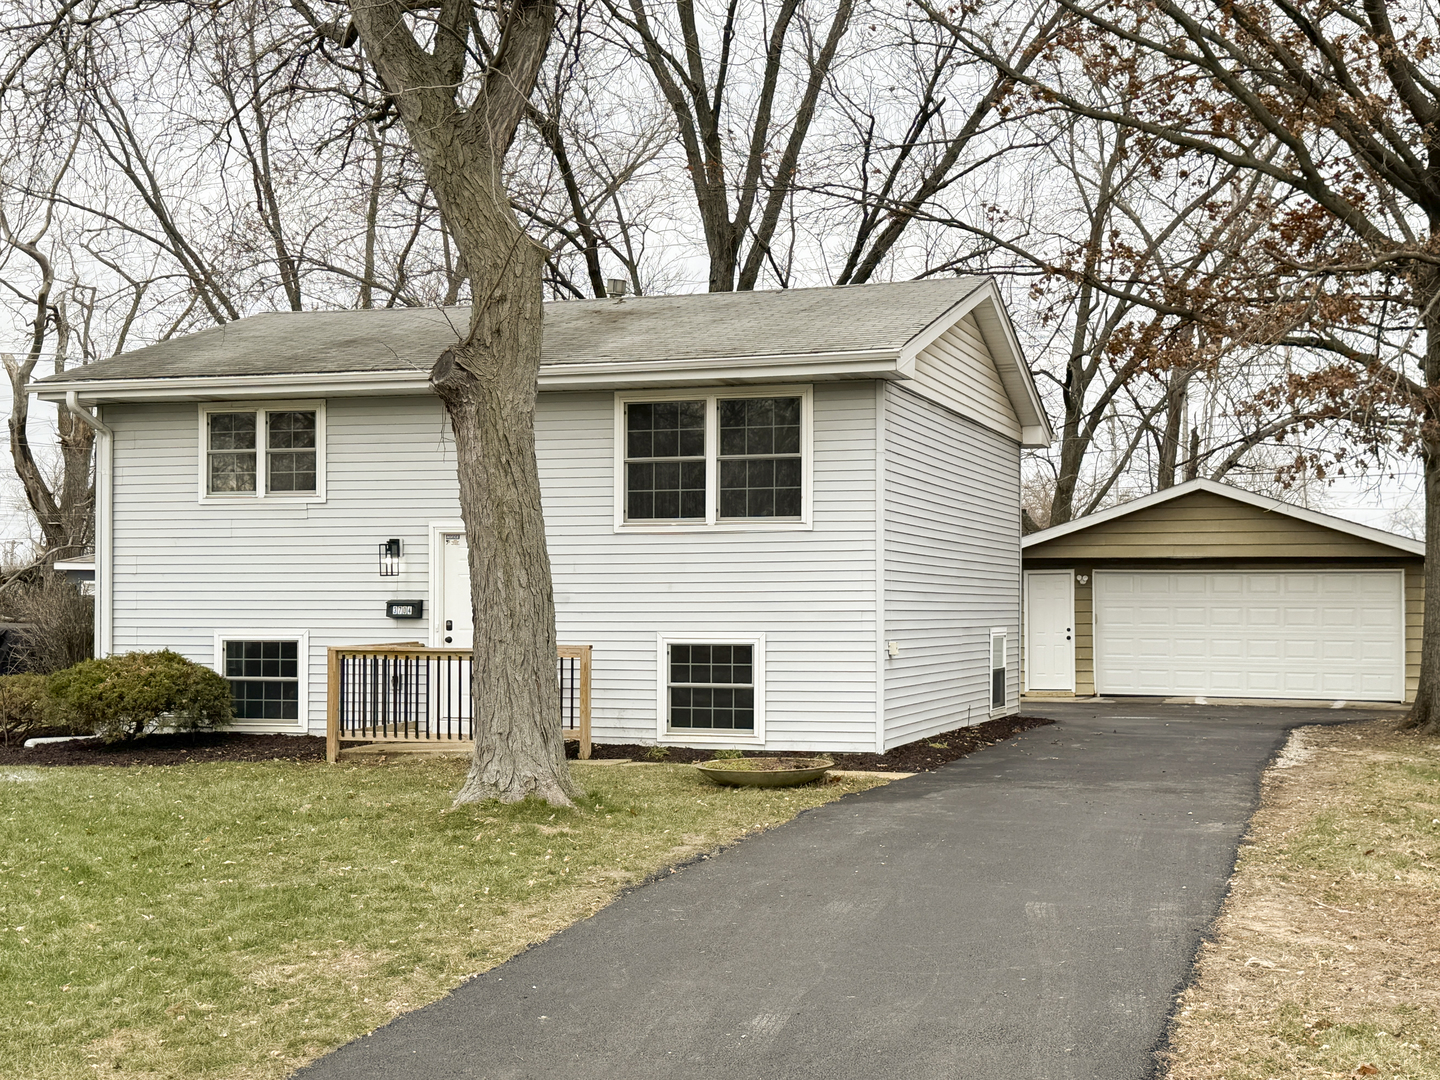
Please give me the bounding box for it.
[33,370,432,403]
[896,277,1054,447]
[1022,477,1425,556]
[32,349,904,403]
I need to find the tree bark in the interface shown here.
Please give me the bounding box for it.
[1403,270,1440,733]
[346,0,577,805]
[1407,437,1440,731]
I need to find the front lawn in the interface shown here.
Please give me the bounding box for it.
[1164,719,1440,1079]
[0,758,887,1079]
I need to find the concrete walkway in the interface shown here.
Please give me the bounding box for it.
[296,700,1382,1080]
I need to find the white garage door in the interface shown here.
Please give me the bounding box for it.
[1094,571,1405,701]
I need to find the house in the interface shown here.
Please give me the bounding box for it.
[1022,478,1424,703]
[31,278,1052,753]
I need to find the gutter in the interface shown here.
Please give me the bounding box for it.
[64,391,112,657]
[28,349,908,403]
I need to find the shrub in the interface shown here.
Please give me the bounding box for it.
[0,674,51,747]
[9,571,94,674]
[48,650,232,742]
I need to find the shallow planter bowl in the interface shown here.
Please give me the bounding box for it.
[694,756,835,788]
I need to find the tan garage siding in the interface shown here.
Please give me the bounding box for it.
[1024,484,1424,704]
[1026,490,1409,562]
[1074,574,1095,695]
[1408,564,1424,701]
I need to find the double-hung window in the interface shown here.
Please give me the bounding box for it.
[201,403,324,500]
[658,635,765,741]
[216,635,307,726]
[618,387,810,529]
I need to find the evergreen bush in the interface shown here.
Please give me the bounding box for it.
[47,650,232,742]
[0,673,52,746]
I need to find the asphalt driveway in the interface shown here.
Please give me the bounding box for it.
[296,699,1382,1080]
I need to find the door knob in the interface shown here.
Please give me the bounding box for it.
[444,636,453,644]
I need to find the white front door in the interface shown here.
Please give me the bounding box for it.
[439,531,473,649]
[1025,571,1075,690]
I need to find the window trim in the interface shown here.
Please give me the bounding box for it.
[655,633,766,745]
[989,627,1008,713]
[197,401,326,503]
[614,386,813,532]
[212,631,309,733]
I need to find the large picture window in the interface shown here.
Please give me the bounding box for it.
[617,388,810,529]
[200,403,324,500]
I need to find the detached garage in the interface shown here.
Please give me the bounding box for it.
[1022,479,1425,703]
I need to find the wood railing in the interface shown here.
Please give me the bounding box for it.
[325,643,591,763]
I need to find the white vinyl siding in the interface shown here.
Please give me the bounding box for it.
[911,314,1022,442]
[106,383,881,749]
[882,382,1021,749]
[109,395,459,731]
[544,382,879,752]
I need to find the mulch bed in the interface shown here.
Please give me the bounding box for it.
[0,730,327,767]
[0,712,1054,770]
[568,713,1054,772]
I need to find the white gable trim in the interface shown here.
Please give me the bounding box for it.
[1022,477,1425,557]
[897,278,1052,447]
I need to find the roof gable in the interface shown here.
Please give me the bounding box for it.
[1022,478,1424,559]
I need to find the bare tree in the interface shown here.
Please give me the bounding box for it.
[951,0,1440,728]
[602,0,856,292]
[338,0,576,806]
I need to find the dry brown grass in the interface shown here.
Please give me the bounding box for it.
[1163,719,1440,1080]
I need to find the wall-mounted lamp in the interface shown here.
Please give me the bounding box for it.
[379,538,402,577]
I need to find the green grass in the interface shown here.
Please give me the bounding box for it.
[0,758,887,1079]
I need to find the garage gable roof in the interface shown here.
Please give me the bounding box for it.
[1022,478,1424,557]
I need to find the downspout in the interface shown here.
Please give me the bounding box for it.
[64,391,112,657]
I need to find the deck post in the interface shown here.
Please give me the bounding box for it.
[326,647,341,764]
[579,644,592,760]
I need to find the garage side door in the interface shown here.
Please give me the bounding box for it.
[1094,571,1404,701]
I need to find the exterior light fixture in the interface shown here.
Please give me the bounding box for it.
[379,538,402,577]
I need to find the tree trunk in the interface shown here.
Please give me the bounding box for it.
[1156,372,1188,491]
[344,0,574,805]
[1050,398,1086,527]
[1403,272,1440,733]
[1406,440,1440,731]
[432,233,578,807]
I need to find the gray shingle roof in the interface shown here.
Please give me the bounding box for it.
[37,278,985,384]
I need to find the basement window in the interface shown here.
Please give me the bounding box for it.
[219,638,304,723]
[658,636,765,741]
[990,630,1007,711]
